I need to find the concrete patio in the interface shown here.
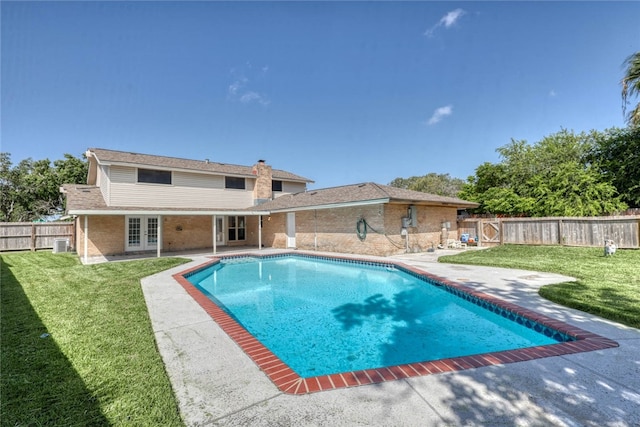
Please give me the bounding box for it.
[141,249,640,426]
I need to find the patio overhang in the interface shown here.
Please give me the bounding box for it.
[70,209,271,264]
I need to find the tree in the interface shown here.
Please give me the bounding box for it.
[587,126,640,207]
[461,129,627,217]
[0,153,18,221]
[388,173,465,198]
[622,52,640,128]
[0,153,88,222]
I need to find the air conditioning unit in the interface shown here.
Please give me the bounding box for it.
[53,238,69,253]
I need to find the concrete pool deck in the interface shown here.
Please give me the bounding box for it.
[141,249,640,426]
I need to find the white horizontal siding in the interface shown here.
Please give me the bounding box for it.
[109,183,254,208]
[110,166,136,183]
[174,171,224,188]
[100,164,305,208]
[99,165,110,204]
[280,181,306,195]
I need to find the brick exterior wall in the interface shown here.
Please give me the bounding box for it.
[163,216,213,252]
[78,214,216,257]
[77,204,459,258]
[260,213,287,248]
[263,203,460,257]
[76,215,125,258]
[384,204,459,252]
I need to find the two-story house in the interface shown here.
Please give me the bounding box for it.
[62,148,478,262]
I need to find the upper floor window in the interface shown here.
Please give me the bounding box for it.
[225,176,245,190]
[138,168,172,185]
[272,180,283,192]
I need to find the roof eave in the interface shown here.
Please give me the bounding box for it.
[388,198,479,208]
[261,198,390,213]
[91,160,313,182]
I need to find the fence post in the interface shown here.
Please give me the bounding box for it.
[30,223,36,251]
[558,219,563,245]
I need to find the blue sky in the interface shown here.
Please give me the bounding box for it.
[2,1,639,189]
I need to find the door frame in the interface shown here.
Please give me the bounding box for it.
[215,216,226,246]
[125,215,159,252]
[286,212,296,248]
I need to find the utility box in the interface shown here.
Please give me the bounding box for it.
[53,238,69,253]
[408,205,417,227]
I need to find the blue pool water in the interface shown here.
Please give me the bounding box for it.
[187,255,563,378]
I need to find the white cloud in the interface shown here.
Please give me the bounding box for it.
[426,105,453,125]
[442,9,466,28]
[425,8,466,37]
[240,91,270,106]
[228,77,248,96]
[227,66,270,106]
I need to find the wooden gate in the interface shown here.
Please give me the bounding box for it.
[481,220,500,245]
[457,218,501,247]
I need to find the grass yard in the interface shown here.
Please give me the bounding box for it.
[2,246,638,425]
[439,245,640,329]
[1,251,189,426]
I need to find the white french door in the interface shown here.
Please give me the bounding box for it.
[216,216,225,245]
[126,216,159,251]
[286,212,296,248]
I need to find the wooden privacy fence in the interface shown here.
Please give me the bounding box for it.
[458,216,640,249]
[0,222,75,252]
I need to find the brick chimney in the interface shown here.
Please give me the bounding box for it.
[252,159,273,205]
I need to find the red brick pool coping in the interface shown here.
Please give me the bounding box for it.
[172,252,619,395]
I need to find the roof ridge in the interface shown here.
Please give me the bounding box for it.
[89,147,251,169]
[304,182,368,192]
[88,148,313,182]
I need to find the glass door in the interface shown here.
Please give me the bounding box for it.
[227,216,246,242]
[216,217,225,245]
[126,217,142,251]
[126,215,159,251]
[286,212,296,248]
[145,217,158,250]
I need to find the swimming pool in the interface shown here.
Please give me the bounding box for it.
[175,252,618,394]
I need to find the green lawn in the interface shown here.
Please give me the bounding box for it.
[1,251,189,427]
[3,246,638,425]
[439,245,640,329]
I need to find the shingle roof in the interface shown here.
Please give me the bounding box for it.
[61,184,254,213]
[62,182,478,214]
[252,182,479,211]
[61,185,107,211]
[88,148,313,183]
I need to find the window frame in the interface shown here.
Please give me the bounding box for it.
[225,176,246,190]
[227,215,246,241]
[272,180,283,192]
[137,168,172,185]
